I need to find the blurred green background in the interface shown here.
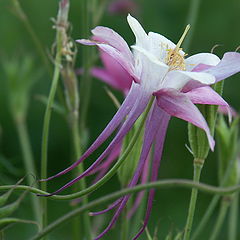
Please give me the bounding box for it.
[0,0,239,239]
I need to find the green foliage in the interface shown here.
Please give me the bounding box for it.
[118,114,145,187]
[216,115,239,186]
[2,56,41,122]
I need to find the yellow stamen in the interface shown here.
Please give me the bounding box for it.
[165,24,190,71]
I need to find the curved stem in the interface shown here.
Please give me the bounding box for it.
[209,198,229,240]
[29,180,240,240]
[0,179,240,200]
[40,24,62,234]
[15,119,41,226]
[183,158,204,240]
[79,0,92,136]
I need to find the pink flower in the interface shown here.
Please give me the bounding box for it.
[40,15,240,239]
[108,0,138,15]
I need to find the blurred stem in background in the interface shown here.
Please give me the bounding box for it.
[2,57,42,226]
[209,197,230,240]
[15,120,41,225]
[10,0,51,76]
[182,0,201,52]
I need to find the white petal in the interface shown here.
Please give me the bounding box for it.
[127,14,148,48]
[131,45,168,68]
[163,71,215,90]
[185,53,220,71]
[131,45,169,91]
[148,32,185,63]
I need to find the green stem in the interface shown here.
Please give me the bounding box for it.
[183,158,204,240]
[191,195,219,240]
[71,112,92,240]
[15,118,41,226]
[121,208,129,240]
[79,0,92,137]
[209,198,230,240]
[1,179,240,200]
[30,180,240,240]
[228,193,239,240]
[40,26,62,235]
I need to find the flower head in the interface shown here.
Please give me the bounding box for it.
[40,15,240,239]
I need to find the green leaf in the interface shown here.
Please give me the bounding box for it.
[118,114,145,187]
[0,178,24,207]
[0,218,38,231]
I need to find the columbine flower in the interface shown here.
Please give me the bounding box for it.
[41,15,240,239]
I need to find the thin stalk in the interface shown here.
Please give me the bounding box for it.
[191,196,219,240]
[40,26,62,235]
[30,181,240,240]
[79,0,92,136]
[183,0,201,52]
[1,179,240,200]
[11,0,51,75]
[183,158,204,240]
[15,118,41,226]
[71,112,92,240]
[209,198,230,240]
[228,193,239,240]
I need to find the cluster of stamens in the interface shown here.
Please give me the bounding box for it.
[165,24,190,71]
[166,48,187,71]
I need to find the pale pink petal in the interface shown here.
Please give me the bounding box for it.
[185,53,220,71]
[99,50,133,90]
[77,39,136,81]
[91,26,133,64]
[218,105,238,118]
[162,70,215,90]
[204,52,240,82]
[186,86,232,121]
[155,88,215,150]
[91,67,121,90]
[185,86,229,106]
[108,0,138,15]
